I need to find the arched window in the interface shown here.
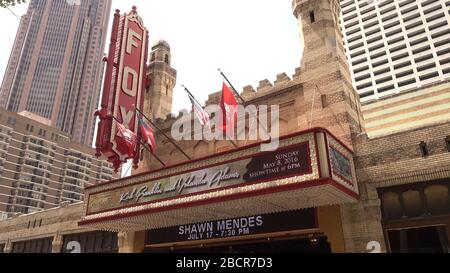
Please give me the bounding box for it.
[381,192,403,220]
[151,53,155,62]
[164,54,169,64]
[402,190,425,218]
[425,185,450,215]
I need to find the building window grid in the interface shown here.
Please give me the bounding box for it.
[417,1,446,80]
[342,1,376,97]
[340,0,450,102]
[0,122,115,216]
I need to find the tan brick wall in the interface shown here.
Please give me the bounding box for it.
[0,203,94,253]
[345,122,450,252]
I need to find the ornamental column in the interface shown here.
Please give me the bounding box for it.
[118,231,146,253]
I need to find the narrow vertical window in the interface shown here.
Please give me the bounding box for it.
[321,94,327,108]
[420,141,429,157]
[310,11,315,23]
[445,136,450,152]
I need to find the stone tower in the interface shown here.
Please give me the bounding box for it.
[145,40,177,120]
[293,0,385,253]
[293,0,365,148]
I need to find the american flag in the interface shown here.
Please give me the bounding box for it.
[186,90,210,126]
[137,113,156,154]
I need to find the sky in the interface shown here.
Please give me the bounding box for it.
[0,0,302,115]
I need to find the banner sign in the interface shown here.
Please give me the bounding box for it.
[87,142,312,214]
[326,134,357,189]
[95,7,149,171]
[330,147,353,184]
[146,209,317,245]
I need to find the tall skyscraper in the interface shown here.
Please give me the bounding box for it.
[0,0,112,145]
[340,0,450,103]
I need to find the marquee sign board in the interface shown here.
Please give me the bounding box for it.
[146,209,317,245]
[95,7,149,171]
[80,129,359,231]
[86,142,312,215]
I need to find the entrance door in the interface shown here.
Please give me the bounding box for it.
[387,226,450,253]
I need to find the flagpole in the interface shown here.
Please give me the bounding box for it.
[139,140,166,167]
[182,85,205,110]
[311,85,349,137]
[134,107,192,161]
[229,139,239,148]
[218,68,246,104]
[218,68,271,140]
[123,162,133,178]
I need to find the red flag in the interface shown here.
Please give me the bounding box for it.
[116,122,137,157]
[137,113,156,154]
[220,82,238,139]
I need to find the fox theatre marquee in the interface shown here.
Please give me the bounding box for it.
[95,7,149,171]
[80,128,359,251]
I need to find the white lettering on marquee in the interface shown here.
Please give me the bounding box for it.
[122,28,142,97]
[120,106,135,128]
[122,66,138,97]
[126,29,142,54]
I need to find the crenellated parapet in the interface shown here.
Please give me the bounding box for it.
[152,67,305,132]
[216,68,303,103]
[141,68,306,150]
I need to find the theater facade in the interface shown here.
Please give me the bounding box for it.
[79,128,358,253]
[0,0,449,253]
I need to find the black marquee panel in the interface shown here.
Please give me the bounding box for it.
[61,231,119,253]
[11,237,52,253]
[146,209,317,245]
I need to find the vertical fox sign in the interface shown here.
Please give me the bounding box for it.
[95,7,149,172]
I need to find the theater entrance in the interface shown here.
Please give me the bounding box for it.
[142,209,337,253]
[144,234,331,253]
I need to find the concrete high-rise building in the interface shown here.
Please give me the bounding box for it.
[0,0,112,145]
[0,108,116,219]
[339,0,450,103]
